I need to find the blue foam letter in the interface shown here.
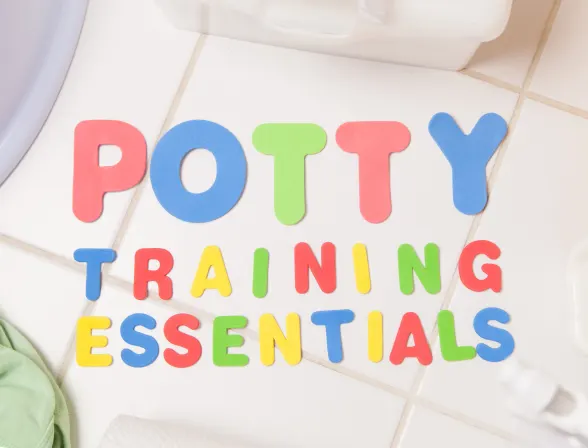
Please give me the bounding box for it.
[73,248,117,301]
[473,307,515,363]
[121,313,160,368]
[311,309,355,363]
[429,113,508,215]
[150,120,247,223]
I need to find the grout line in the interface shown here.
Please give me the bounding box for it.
[389,3,562,446]
[109,34,209,256]
[55,34,210,385]
[412,396,521,444]
[521,0,561,93]
[462,71,588,123]
[387,90,525,448]
[526,91,588,119]
[0,233,82,273]
[460,69,521,94]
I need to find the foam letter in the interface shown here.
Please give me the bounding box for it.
[437,310,476,362]
[368,311,383,363]
[191,246,232,298]
[253,124,327,225]
[398,243,441,295]
[295,242,336,294]
[336,122,411,223]
[474,307,515,363]
[252,248,269,299]
[213,316,249,367]
[390,312,432,366]
[76,316,112,367]
[74,248,116,301]
[429,113,508,215]
[164,313,202,368]
[73,120,147,222]
[150,120,247,223]
[311,309,355,363]
[134,248,174,300]
[459,240,502,292]
[120,313,159,368]
[259,313,302,366]
[353,243,371,294]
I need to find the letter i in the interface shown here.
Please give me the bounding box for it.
[353,243,371,294]
[253,248,269,298]
[368,311,383,362]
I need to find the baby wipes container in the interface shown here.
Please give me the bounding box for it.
[155,0,513,70]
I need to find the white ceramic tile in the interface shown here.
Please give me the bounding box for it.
[62,287,404,448]
[400,407,517,448]
[531,0,588,109]
[467,0,554,87]
[420,100,588,434]
[111,36,519,390]
[0,0,199,257]
[0,243,87,372]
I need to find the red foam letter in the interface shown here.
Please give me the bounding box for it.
[295,243,336,294]
[336,122,411,223]
[390,312,432,366]
[164,313,202,368]
[134,249,174,300]
[459,240,502,292]
[73,120,147,223]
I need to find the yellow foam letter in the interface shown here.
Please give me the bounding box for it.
[353,243,371,294]
[259,313,302,366]
[76,316,112,367]
[191,246,232,297]
[368,311,383,362]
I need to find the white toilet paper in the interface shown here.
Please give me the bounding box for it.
[98,415,252,448]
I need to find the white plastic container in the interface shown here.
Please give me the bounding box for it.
[155,0,513,70]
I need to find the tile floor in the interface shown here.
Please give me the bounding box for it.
[0,0,586,447]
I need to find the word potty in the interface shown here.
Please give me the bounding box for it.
[73,113,508,224]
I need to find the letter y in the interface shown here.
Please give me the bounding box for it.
[429,113,507,215]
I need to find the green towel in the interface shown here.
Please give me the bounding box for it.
[0,319,70,448]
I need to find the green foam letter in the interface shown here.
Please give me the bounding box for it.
[253,124,327,225]
[398,243,441,295]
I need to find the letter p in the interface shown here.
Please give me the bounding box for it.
[73,120,147,222]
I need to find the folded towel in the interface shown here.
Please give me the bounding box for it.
[0,319,70,448]
[98,415,252,448]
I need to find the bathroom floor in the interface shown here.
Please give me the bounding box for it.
[0,0,586,446]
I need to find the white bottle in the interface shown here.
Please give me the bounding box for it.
[500,358,588,447]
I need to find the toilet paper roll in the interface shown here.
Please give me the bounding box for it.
[98,415,252,448]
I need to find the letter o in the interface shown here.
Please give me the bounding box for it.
[150,120,247,223]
